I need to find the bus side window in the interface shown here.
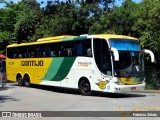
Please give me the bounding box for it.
[44,46,50,57]
[19,54,23,58]
[26,52,30,58]
[7,48,14,58]
[36,47,41,57]
[43,52,46,57]
[75,39,92,57]
[14,50,19,58]
[24,53,27,58]
[76,42,83,56]
[30,52,34,58]
[87,48,92,57]
[67,49,72,56]
[59,45,64,56]
[51,51,57,57]
[14,54,18,58]
[58,50,62,56]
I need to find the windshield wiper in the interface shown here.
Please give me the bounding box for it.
[125,63,133,77]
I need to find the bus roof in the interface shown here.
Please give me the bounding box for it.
[7,34,138,48]
[95,34,138,40]
[37,35,77,42]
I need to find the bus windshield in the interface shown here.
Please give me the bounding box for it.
[109,39,144,77]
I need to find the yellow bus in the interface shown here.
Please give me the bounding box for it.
[6,34,155,95]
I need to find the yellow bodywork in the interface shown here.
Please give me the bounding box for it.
[6,58,53,84]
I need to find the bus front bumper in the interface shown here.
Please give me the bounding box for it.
[113,83,146,93]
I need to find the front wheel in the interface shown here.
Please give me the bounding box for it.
[79,80,92,96]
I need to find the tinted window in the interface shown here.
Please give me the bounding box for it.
[93,38,112,76]
[7,39,92,59]
[75,39,92,57]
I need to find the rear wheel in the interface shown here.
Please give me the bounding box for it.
[16,74,24,86]
[79,79,92,96]
[24,75,31,87]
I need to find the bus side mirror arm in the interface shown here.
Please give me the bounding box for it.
[143,49,155,63]
[111,47,119,61]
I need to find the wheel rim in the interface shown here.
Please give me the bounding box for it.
[25,76,30,86]
[18,77,22,85]
[82,82,90,93]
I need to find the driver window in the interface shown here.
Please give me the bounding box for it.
[93,38,112,76]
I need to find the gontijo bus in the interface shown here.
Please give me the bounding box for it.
[6,34,155,95]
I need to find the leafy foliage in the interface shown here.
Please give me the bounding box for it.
[0,1,22,50]
[133,0,160,63]
[14,0,41,43]
[89,0,140,35]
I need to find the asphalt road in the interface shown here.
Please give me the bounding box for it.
[0,83,160,120]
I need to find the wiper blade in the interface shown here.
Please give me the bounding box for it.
[125,63,133,77]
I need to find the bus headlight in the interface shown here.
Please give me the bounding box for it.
[113,78,125,85]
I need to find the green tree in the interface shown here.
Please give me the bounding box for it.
[34,0,115,39]
[14,0,41,43]
[89,0,139,35]
[133,0,160,89]
[134,0,160,59]
[0,1,23,52]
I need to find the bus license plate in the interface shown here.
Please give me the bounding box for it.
[131,87,136,90]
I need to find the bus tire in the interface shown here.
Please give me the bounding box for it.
[16,74,24,86]
[24,74,31,87]
[79,79,92,96]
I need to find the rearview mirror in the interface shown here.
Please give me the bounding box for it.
[142,49,155,63]
[111,47,119,61]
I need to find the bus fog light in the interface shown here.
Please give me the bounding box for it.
[114,78,124,85]
[114,81,120,85]
[114,81,124,85]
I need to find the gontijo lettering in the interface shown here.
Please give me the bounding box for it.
[21,60,43,66]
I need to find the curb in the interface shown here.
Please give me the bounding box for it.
[134,90,160,93]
